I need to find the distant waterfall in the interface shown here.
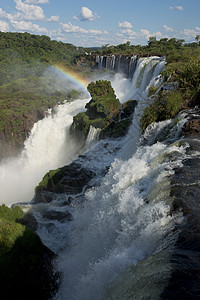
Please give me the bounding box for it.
[96,55,165,84]
[131,56,166,99]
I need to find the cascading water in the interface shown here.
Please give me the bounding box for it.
[0,98,90,206]
[1,56,182,299]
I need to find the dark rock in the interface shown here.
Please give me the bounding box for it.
[182,118,200,136]
[35,162,95,195]
[43,210,73,222]
[20,211,38,231]
[162,138,200,299]
[33,191,55,204]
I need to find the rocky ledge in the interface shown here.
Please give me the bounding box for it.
[70,80,137,145]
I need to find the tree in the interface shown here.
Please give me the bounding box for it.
[195,35,200,43]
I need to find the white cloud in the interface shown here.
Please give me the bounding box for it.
[11,19,48,33]
[169,6,184,11]
[140,29,151,39]
[140,29,163,40]
[0,8,15,20]
[24,0,49,3]
[60,22,105,36]
[0,20,10,31]
[14,0,45,20]
[61,22,88,33]
[47,15,59,22]
[89,29,103,35]
[176,6,184,11]
[163,24,174,32]
[183,28,198,37]
[118,21,132,29]
[77,7,99,21]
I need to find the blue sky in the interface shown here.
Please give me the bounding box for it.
[0,0,200,47]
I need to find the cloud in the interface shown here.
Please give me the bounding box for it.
[61,22,105,36]
[118,21,132,29]
[24,0,49,3]
[14,0,45,20]
[0,8,15,21]
[75,6,99,21]
[140,29,151,39]
[0,20,10,31]
[169,6,184,11]
[47,15,59,22]
[176,6,184,11]
[10,19,48,33]
[140,29,163,40]
[163,24,174,32]
[61,22,88,33]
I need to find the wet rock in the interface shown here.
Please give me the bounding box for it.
[162,138,200,299]
[20,211,38,231]
[182,117,200,136]
[35,162,95,195]
[43,210,73,222]
[33,191,55,203]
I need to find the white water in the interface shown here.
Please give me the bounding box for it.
[0,56,178,299]
[54,120,186,300]
[0,98,89,206]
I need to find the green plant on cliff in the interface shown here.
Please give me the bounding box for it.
[140,90,183,131]
[0,205,25,255]
[87,80,120,116]
[71,80,121,141]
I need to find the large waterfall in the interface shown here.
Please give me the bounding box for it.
[0,98,89,206]
[1,56,191,299]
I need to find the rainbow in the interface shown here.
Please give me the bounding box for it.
[52,64,90,91]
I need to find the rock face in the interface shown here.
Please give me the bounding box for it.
[0,109,46,160]
[182,116,200,136]
[35,162,95,195]
[161,137,200,299]
[70,80,137,144]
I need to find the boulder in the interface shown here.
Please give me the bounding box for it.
[182,117,200,136]
[35,162,95,195]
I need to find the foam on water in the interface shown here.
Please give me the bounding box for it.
[0,98,89,206]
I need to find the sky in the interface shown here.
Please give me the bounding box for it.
[0,0,200,47]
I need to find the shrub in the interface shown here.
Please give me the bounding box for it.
[140,90,183,131]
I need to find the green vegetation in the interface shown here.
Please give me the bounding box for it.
[71,80,121,141]
[0,204,58,299]
[141,55,200,131]
[0,205,25,255]
[0,31,87,85]
[0,31,92,156]
[140,90,183,131]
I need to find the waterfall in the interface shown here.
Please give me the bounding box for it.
[96,56,104,70]
[0,56,175,299]
[85,125,101,148]
[128,55,137,78]
[53,117,186,300]
[0,98,89,206]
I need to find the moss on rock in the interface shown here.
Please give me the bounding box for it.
[70,80,137,142]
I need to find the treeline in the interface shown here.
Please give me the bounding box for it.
[0,31,87,85]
